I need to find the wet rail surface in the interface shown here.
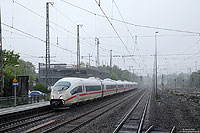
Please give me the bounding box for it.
[24,89,146,133]
[0,88,142,133]
[112,89,176,133]
[144,125,176,133]
[113,89,150,133]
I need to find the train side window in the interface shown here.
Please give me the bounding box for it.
[70,86,83,95]
[85,85,101,92]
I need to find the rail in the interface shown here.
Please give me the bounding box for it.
[137,96,150,133]
[42,89,145,133]
[112,89,148,133]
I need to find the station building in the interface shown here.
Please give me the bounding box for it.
[38,63,109,86]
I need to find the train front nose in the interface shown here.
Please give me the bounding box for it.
[50,99,64,107]
[50,92,65,107]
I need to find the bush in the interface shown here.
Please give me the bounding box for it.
[32,83,50,94]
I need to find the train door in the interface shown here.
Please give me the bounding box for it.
[100,81,104,97]
[116,84,118,94]
[77,80,85,101]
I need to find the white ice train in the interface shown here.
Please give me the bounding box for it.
[50,77,138,107]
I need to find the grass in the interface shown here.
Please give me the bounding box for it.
[170,91,176,96]
[156,94,161,100]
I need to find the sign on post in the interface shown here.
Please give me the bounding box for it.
[12,82,19,86]
[12,78,19,86]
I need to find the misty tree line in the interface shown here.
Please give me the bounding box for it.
[157,72,200,89]
[98,65,140,82]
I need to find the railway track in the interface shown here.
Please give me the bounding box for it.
[112,89,150,133]
[0,110,55,133]
[0,88,141,133]
[25,88,147,133]
[145,125,176,133]
[0,105,51,124]
[111,88,176,133]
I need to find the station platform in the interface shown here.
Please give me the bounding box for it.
[0,101,50,116]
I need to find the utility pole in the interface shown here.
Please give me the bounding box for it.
[14,64,19,106]
[195,61,197,71]
[155,31,159,97]
[0,9,3,96]
[88,54,92,67]
[161,74,164,89]
[175,79,176,91]
[96,37,100,67]
[45,2,53,87]
[77,24,82,77]
[152,61,155,94]
[110,50,112,69]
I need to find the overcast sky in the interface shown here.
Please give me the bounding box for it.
[1,0,200,76]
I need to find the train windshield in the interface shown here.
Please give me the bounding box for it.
[53,81,71,91]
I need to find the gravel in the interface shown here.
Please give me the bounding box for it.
[148,88,200,132]
[73,89,146,133]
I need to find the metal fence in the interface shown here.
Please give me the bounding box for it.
[0,95,49,108]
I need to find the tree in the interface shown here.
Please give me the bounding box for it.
[32,83,50,94]
[109,72,119,80]
[189,72,200,88]
[97,65,137,82]
[2,50,20,67]
[2,50,37,96]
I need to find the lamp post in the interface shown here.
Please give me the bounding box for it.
[174,79,176,91]
[77,24,83,77]
[155,31,159,98]
[14,64,20,107]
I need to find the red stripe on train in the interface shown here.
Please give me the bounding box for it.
[64,87,132,102]
[64,95,76,102]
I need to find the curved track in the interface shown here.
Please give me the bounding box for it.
[28,89,146,133]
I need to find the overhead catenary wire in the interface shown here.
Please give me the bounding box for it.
[7,0,197,75]
[60,0,200,35]
[11,0,77,38]
[94,0,139,68]
[4,0,143,75]
[84,34,199,39]
[9,0,155,73]
[112,0,149,75]
[112,0,136,55]
[2,23,76,54]
[52,4,114,56]
[59,0,200,75]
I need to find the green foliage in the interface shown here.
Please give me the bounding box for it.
[170,91,176,96]
[164,73,190,89]
[2,50,37,96]
[98,65,137,82]
[32,83,50,94]
[189,72,200,88]
[2,50,20,67]
[109,72,119,80]
[156,94,161,100]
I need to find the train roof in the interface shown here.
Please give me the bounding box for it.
[55,77,101,85]
[54,77,138,86]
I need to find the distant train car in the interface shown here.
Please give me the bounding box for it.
[50,77,138,108]
[102,78,117,96]
[116,80,125,93]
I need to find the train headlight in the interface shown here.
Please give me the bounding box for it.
[59,95,63,99]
